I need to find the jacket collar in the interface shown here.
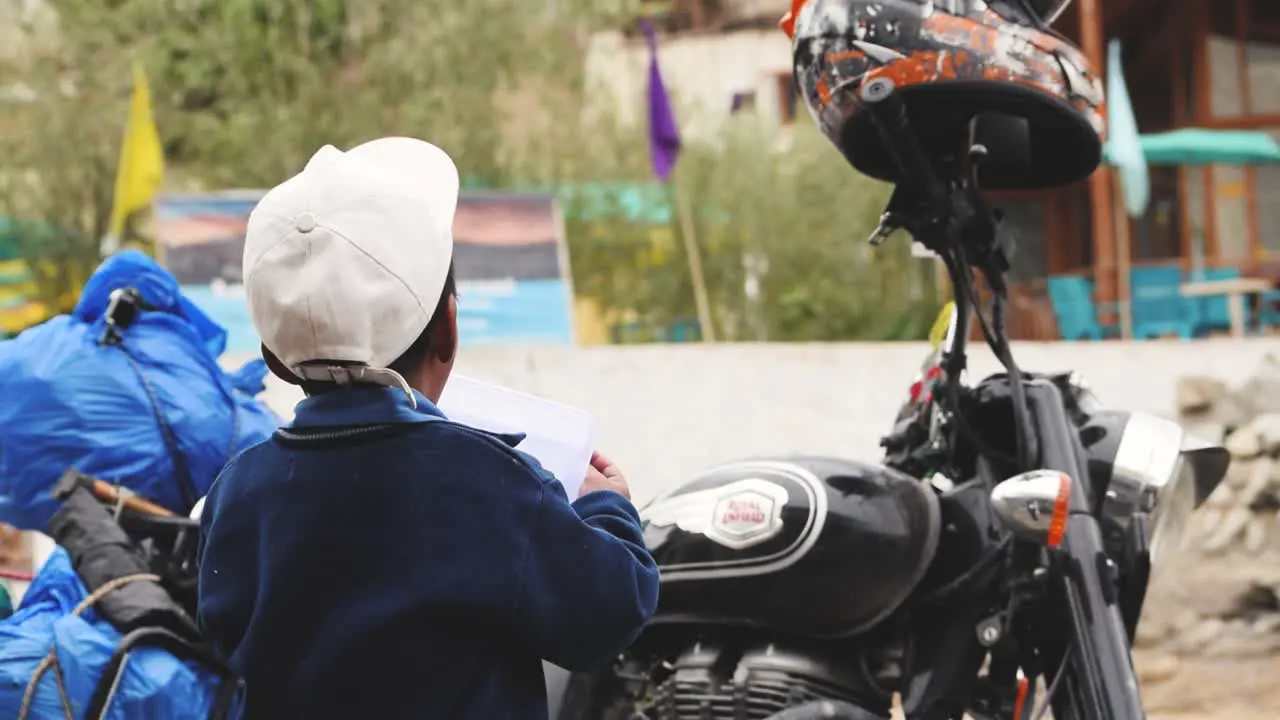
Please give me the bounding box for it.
[288,386,525,447]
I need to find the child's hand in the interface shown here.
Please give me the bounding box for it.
[580,451,631,500]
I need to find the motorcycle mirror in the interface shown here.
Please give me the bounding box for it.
[990,469,1072,548]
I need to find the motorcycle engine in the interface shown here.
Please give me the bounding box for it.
[651,643,889,720]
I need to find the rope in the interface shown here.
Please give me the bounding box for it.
[16,573,161,720]
[112,485,135,521]
[114,325,242,514]
[119,348,199,512]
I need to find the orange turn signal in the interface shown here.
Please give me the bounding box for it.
[1046,471,1071,548]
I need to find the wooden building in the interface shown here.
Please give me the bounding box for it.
[1003,0,1280,338]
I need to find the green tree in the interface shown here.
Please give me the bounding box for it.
[0,0,939,340]
[0,1,127,312]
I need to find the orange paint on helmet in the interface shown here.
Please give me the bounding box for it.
[779,0,811,39]
[815,78,833,104]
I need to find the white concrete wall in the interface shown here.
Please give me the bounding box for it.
[251,339,1280,506]
[584,29,795,142]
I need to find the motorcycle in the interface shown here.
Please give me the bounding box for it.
[555,108,1232,720]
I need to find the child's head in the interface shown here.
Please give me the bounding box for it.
[243,137,461,405]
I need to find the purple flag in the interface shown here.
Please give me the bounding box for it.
[641,20,681,181]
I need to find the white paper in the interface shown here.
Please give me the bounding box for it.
[437,374,596,499]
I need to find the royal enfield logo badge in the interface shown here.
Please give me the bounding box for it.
[643,478,789,550]
[713,494,771,540]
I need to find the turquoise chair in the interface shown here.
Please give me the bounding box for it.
[1130,267,1199,339]
[1046,275,1118,340]
[1260,291,1280,328]
[1190,267,1244,335]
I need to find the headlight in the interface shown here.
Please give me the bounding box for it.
[1091,411,1230,563]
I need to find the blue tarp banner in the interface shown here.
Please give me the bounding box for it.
[0,549,240,719]
[0,250,280,530]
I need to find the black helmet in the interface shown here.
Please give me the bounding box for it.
[781,0,1104,189]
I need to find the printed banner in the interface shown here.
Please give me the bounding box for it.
[155,190,576,353]
[452,192,575,344]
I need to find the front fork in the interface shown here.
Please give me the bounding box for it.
[1024,379,1144,720]
[898,380,1145,720]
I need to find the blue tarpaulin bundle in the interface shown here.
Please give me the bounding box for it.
[0,250,280,530]
[0,548,241,719]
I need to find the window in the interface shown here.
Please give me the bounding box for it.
[1257,129,1280,255]
[1245,39,1280,114]
[1208,1,1243,119]
[1245,1,1280,114]
[775,73,799,124]
[730,90,756,114]
[1209,34,1244,118]
[1214,166,1251,264]
[1136,168,1183,262]
[998,200,1047,282]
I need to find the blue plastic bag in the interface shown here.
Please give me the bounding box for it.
[0,250,280,530]
[0,549,240,720]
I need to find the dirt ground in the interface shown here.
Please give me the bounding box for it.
[1136,652,1280,719]
[1131,540,1280,719]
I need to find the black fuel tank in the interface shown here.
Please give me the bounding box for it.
[641,456,941,638]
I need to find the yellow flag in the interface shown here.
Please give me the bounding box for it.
[108,61,164,239]
[928,301,956,349]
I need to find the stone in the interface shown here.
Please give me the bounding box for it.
[1205,483,1235,509]
[1226,582,1280,620]
[1152,371,1280,664]
[1244,517,1270,554]
[1176,376,1230,415]
[1135,616,1171,647]
[1203,627,1280,658]
[1227,425,1265,459]
[1174,617,1225,653]
[1194,508,1224,542]
[1238,458,1276,508]
[1137,652,1181,685]
[1251,614,1280,634]
[1225,462,1254,490]
[1253,413,1280,455]
[1237,354,1280,415]
[1200,507,1251,553]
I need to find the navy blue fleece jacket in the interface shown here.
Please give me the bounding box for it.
[197,385,659,720]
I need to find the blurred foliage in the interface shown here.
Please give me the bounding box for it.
[0,0,940,341]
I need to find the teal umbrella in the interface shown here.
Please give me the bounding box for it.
[1105,128,1280,166]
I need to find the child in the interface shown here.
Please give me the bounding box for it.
[197,137,658,719]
